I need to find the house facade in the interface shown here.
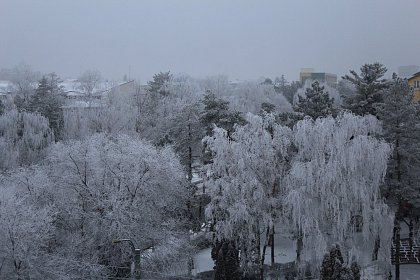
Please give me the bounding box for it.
[408,72,420,101]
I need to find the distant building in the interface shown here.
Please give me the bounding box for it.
[113,80,137,95]
[398,65,419,78]
[0,80,12,95]
[60,78,112,110]
[408,72,420,101]
[300,68,337,87]
[0,81,12,103]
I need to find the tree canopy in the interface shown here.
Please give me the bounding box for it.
[342,63,389,116]
[294,80,337,119]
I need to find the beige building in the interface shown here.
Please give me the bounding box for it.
[115,80,137,94]
[408,72,420,101]
[300,68,337,87]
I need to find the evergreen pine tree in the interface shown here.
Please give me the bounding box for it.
[224,242,240,280]
[28,75,64,140]
[377,75,420,279]
[259,102,276,115]
[0,99,4,116]
[169,102,204,180]
[350,261,361,280]
[148,71,172,96]
[342,63,389,116]
[320,253,333,280]
[320,244,360,280]
[377,74,420,205]
[200,93,246,164]
[212,240,240,280]
[294,80,337,119]
[199,93,245,137]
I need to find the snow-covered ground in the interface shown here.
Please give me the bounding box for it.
[391,264,420,280]
[192,234,297,275]
[193,248,213,274]
[193,232,420,279]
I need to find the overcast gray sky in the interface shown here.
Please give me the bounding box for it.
[1,0,419,82]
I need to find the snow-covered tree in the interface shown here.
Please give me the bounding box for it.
[0,110,53,169]
[199,75,231,97]
[77,70,102,97]
[283,113,393,274]
[279,80,340,128]
[377,75,420,206]
[204,113,292,276]
[200,93,245,137]
[132,75,203,145]
[376,75,420,278]
[9,64,40,99]
[63,82,140,141]
[0,166,65,279]
[274,76,300,105]
[0,133,194,278]
[46,134,191,274]
[227,81,292,115]
[0,184,54,279]
[101,87,137,134]
[148,71,172,96]
[168,102,204,180]
[342,63,389,116]
[338,79,356,103]
[0,166,108,279]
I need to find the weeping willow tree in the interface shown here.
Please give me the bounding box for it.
[284,113,394,275]
[0,110,53,169]
[205,112,394,278]
[204,113,292,278]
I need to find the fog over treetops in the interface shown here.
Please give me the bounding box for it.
[1,0,419,81]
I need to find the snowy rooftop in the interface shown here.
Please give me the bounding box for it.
[60,79,78,93]
[62,100,104,109]
[65,91,85,97]
[0,80,12,93]
[409,71,420,79]
[60,79,113,96]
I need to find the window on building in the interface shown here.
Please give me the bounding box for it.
[414,81,420,89]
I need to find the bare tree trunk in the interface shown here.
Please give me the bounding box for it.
[395,215,401,280]
[372,235,380,261]
[409,216,414,256]
[395,141,402,280]
[256,223,261,263]
[188,147,192,181]
[296,230,303,264]
[187,119,193,182]
[270,229,275,266]
[260,226,270,280]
